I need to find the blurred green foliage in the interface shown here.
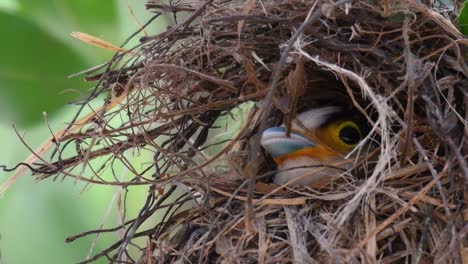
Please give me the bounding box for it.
[459,1,468,35]
[0,11,88,124]
[0,1,168,263]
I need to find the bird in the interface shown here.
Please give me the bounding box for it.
[260,106,367,186]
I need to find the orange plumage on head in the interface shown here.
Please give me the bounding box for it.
[273,145,339,165]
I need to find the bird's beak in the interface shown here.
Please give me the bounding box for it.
[260,127,316,159]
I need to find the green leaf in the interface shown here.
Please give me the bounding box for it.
[458,1,468,35]
[16,0,120,64]
[0,11,88,126]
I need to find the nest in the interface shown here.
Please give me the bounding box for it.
[5,0,468,263]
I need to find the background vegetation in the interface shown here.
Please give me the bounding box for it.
[0,1,167,263]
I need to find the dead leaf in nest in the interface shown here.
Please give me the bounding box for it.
[284,56,306,134]
[238,0,257,36]
[232,52,267,92]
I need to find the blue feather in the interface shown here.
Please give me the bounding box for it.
[260,127,316,158]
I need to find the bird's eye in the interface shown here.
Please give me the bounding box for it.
[339,125,361,146]
[314,119,364,154]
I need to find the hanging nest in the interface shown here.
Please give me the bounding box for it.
[4,0,468,263]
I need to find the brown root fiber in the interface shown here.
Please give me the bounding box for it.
[10,0,468,263]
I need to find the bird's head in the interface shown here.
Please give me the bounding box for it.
[260,106,367,167]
